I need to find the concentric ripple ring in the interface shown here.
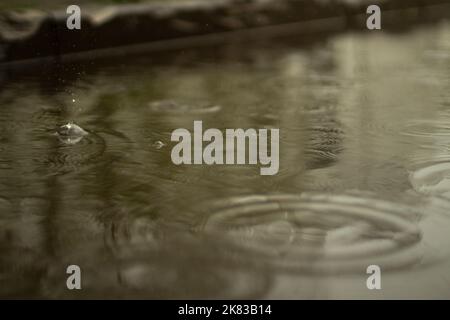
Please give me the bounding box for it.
[200,193,423,274]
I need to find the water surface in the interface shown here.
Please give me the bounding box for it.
[0,21,450,298]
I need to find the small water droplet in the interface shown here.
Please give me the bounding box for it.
[153,141,165,149]
[56,122,88,145]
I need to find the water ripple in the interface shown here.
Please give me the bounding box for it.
[41,128,107,176]
[410,162,450,198]
[148,100,222,115]
[199,192,423,274]
[402,120,450,138]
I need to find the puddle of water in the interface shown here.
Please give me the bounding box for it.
[0,21,450,298]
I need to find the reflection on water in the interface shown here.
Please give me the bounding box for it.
[0,21,450,298]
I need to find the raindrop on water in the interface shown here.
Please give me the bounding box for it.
[153,141,165,149]
[56,122,88,145]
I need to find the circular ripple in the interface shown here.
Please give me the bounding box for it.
[42,130,107,175]
[148,100,221,115]
[199,193,423,274]
[402,120,450,138]
[409,162,450,198]
[41,235,271,299]
[304,124,343,169]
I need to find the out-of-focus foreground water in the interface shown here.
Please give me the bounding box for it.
[0,21,449,299]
